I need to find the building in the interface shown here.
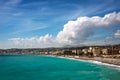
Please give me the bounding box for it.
[82,49,88,55]
[102,48,109,55]
[76,49,82,55]
[92,47,101,56]
[62,50,72,55]
[88,47,93,53]
[112,49,119,54]
[72,49,82,55]
[72,50,77,55]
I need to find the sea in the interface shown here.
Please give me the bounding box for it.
[0,54,120,80]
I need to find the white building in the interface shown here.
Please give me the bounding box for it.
[82,49,88,54]
[102,49,109,55]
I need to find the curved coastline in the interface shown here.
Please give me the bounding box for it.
[2,54,120,70]
[48,55,120,70]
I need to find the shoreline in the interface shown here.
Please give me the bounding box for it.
[50,55,120,69]
[1,54,120,69]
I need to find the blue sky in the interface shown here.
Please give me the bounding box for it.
[0,0,120,48]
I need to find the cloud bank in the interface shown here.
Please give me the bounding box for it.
[10,12,120,48]
[57,12,120,44]
[9,34,59,48]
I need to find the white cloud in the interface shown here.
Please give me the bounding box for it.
[9,12,120,48]
[9,34,60,48]
[114,30,120,38]
[36,34,59,47]
[57,12,120,45]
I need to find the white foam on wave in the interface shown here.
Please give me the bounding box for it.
[55,56,120,70]
[45,55,120,70]
[88,60,120,70]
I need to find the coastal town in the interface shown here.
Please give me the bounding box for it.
[0,44,120,61]
[0,45,120,65]
[0,44,120,57]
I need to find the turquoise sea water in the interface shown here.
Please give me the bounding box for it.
[0,55,120,80]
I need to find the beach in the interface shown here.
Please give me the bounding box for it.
[53,55,120,68]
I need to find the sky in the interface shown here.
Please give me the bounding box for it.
[0,0,120,49]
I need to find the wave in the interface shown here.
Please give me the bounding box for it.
[52,55,120,70]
